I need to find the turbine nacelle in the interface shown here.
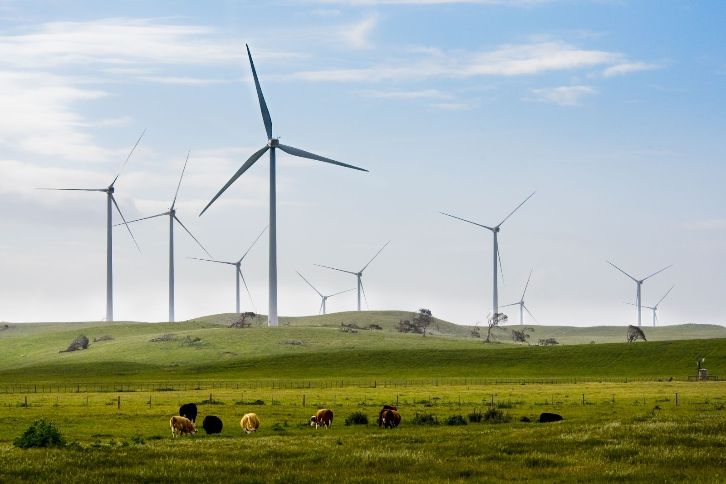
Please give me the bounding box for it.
[267,138,280,148]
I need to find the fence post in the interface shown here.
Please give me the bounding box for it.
[302,394,305,407]
[117,396,121,412]
[675,393,678,406]
[582,394,585,405]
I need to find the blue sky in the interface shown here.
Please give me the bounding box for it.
[0,0,725,325]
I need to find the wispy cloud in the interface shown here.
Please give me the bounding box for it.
[341,13,380,48]
[431,101,476,110]
[357,88,451,99]
[683,219,726,232]
[602,61,661,78]
[526,85,597,106]
[311,0,555,5]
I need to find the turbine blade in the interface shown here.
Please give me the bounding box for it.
[245,44,273,140]
[655,285,675,308]
[238,267,255,312]
[360,280,370,310]
[497,191,536,228]
[171,151,191,210]
[111,195,141,252]
[361,241,390,272]
[187,257,235,266]
[500,302,520,308]
[607,261,638,282]
[174,215,212,257]
[36,187,106,192]
[111,128,146,186]
[523,304,538,323]
[328,288,356,298]
[314,264,357,275]
[278,144,368,172]
[642,264,672,282]
[440,212,494,231]
[319,299,324,315]
[522,269,533,300]
[497,245,505,285]
[238,225,268,262]
[296,271,323,297]
[113,211,167,227]
[199,146,269,216]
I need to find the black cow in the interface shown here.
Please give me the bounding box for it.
[381,409,401,429]
[377,405,398,428]
[179,403,198,423]
[538,412,563,423]
[202,415,223,435]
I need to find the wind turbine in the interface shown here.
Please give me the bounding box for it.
[607,261,672,327]
[118,153,212,322]
[199,44,368,327]
[189,226,267,314]
[625,285,675,327]
[296,271,355,315]
[38,130,145,322]
[501,269,536,325]
[315,241,390,312]
[441,191,535,318]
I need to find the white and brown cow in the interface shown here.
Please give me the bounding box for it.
[170,415,197,437]
[240,413,260,434]
[310,408,334,429]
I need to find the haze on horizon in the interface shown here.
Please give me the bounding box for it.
[0,0,724,327]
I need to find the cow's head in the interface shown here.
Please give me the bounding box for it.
[310,416,318,427]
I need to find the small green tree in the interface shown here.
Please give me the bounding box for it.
[13,419,65,448]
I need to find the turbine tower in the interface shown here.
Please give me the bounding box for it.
[119,153,212,322]
[189,226,267,314]
[315,241,390,312]
[501,269,536,325]
[200,44,368,327]
[607,261,672,327]
[38,130,145,322]
[297,271,355,315]
[441,192,535,318]
[626,285,675,327]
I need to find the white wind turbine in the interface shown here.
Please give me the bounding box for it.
[118,153,211,322]
[608,261,672,327]
[297,272,355,315]
[626,285,675,327]
[441,192,535,318]
[501,269,537,325]
[189,226,267,314]
[38,130,145,322]
[315,241,390,312]
[199,44,368,327]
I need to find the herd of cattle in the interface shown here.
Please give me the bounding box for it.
[169,403,403,437]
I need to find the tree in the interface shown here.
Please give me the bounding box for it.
[413,308,433,337]
[511,327,533,344]
[485,312,507,343]
[626,325,647,343]
[230,312,256,328]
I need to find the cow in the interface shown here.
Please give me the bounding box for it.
[381,409,401,429]
[538,412,563,423]
[202,415,223,435]
[377,405,398,428]
[240,413,260,434]
[170,415,197,437]
[179,402,198,423]
[310,409,334,429]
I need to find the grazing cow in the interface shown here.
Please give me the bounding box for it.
[310,409,334,429]
[381,409,401,429]
[170,416,197,437]
[240,413,260,434]
[179,402,198,423]
[202,415,223,435]
[538,412,563,423]
[377,405,398,428]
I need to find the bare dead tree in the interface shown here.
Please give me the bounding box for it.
[485,313,508,343]
[626,325,647,343]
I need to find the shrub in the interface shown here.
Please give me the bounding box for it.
[412,413,438,426]
[345,411,369,426]
[150,334,177,343]
[236,399,265,406]
[446,415,467,426]
[130,434,145,445]
[13,419,65,448]
[468,411,483,423]
[482,407,510,423]
[60,335,89,353]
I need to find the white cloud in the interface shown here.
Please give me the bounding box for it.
[683,219,726,232]
[311,0,554,5]
[431,102,475,110]
[527,85,597,106]
[602,61,660,78]
[358,88,451,99]
[341,14,380,49]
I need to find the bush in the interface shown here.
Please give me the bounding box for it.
[345,411,369,426]
[482,407,510,423]
[412,413,438,426]
[150,334,177,343]
[60,335,89,353]
[446,415,467,426]
[13,419,65,448]
[468,411,483,423]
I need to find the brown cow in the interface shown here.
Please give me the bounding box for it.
[240,413,260,434]
[378,405,398,428]
[170,415,197,437]
[310,409,334,429]
[381,409,401,429]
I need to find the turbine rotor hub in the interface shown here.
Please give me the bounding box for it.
[268,138,280,148]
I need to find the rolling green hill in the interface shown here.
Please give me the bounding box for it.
[1,311,725,383]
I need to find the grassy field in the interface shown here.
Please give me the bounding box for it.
[1,312,725,482]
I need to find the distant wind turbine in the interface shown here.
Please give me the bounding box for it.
[608,261,672,327]
[118,153,211,322]
[199,44,368,327]
[501,269,536,325]
[441,191,536,318]
[296,271,355,315]
[37,130,145,322]
[315,241,390,312]
[189,226,267,314]
[625,285,675,327]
